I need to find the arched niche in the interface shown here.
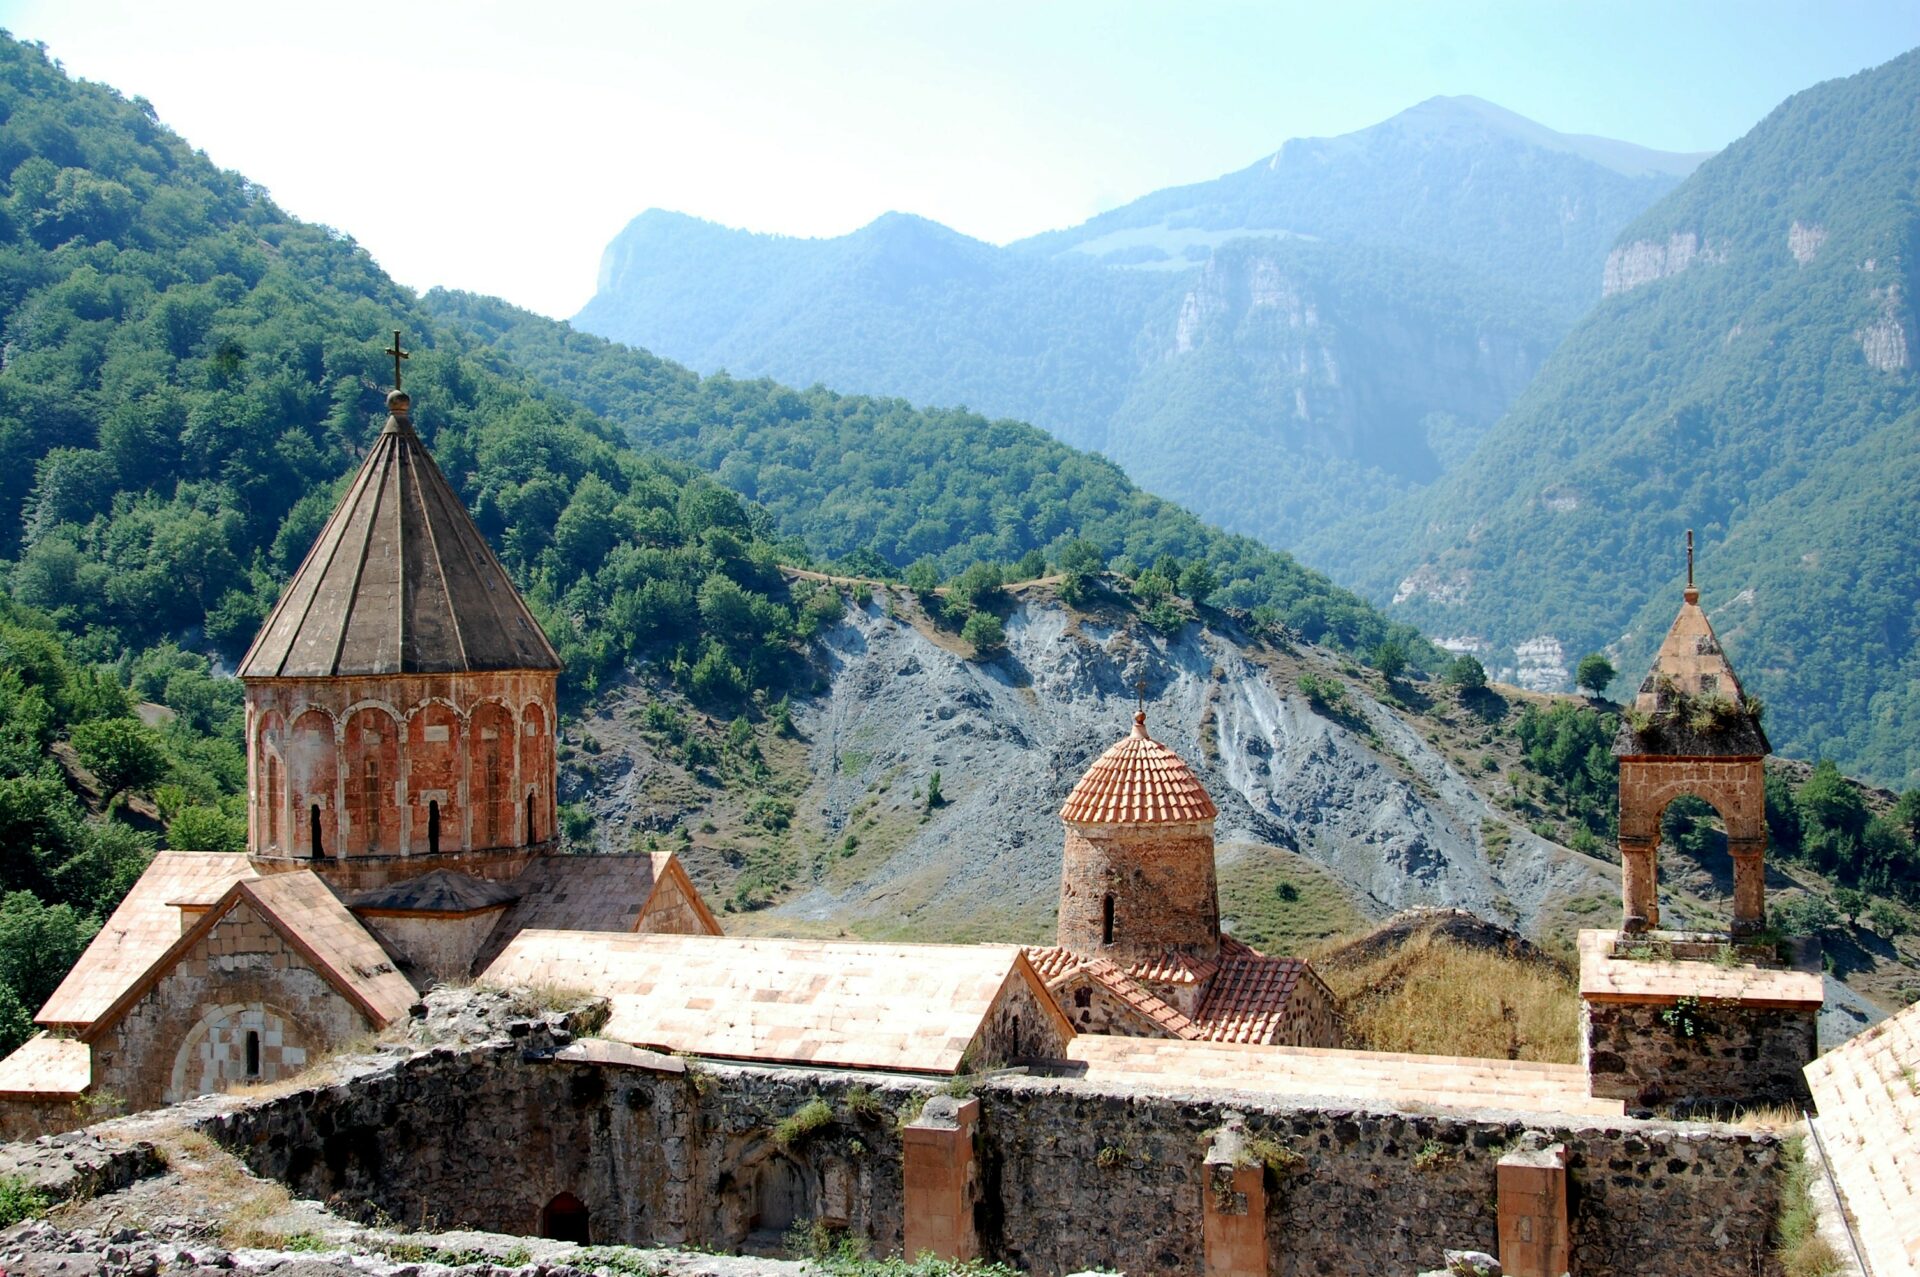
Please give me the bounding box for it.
[286,708,337,860]
[167,1002,309,1103]
[407,700,464,855]
[468,701,518,851]
[343,705,402,857]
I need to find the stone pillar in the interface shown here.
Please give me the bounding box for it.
[1619,838,1659,933]
[902,1095,980,1262]
[1728,843,1766,937]
[1201,1117,1268,1277]
[1498,1138,1569,1277]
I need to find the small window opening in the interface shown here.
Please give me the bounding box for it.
[244,1030,261,1078]
[526,790,537,846]
[1010,1015,1022,1060]
[1073,987,1092,1009]
[1101,894,1115,945]
[540,1192,591,1244]
[309,805,324,859]
[427,800,441,856]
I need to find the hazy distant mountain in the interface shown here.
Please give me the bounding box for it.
[1328,52,1920,787]
[575,97,1704,550]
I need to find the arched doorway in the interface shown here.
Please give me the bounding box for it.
[751,1156,808,1238]
[539,1192,590,1244]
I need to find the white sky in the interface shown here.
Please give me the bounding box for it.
[3,1,1915,318]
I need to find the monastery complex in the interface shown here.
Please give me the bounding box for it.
[0,377,1916,1276]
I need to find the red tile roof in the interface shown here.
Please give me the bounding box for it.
[1060,713,1218,825]
[1126,950,1218,986]
[1023,946,1203,1040]
[1191,938,1313,1044]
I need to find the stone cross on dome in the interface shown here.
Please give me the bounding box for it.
[385,330,409,392]
[1685,528,1696,603]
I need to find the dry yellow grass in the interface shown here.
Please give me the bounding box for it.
[1312,931,1581,1063]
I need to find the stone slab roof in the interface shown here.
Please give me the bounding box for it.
[37,852,258,1030]
[485,932,1053,1074]
[232,873,418,1027]
[1578,930,1823,1008]
[240,410,560,678]
[1805,996,1920,1277]
[0,1034,90,1098]
[1060,713,1217,824]
[1068,1035,1625,1118]
[470,852,719,972]
[347,869,520,916]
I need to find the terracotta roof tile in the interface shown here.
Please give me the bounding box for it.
[240,402,560,678]
[37,851,257,1029]
[1127,950,1218,986]
[1192,944,1310,1044]
[1060,714,1217,825]
[0,1033,90,1098]
[1022,947,1203,1040]
[489,932,1054,1074]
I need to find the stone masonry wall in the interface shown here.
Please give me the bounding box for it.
[1584,996,1817,1112]
[90,898,372,1111]
[1058,822,1221,962]
[204,1029,1785,1276]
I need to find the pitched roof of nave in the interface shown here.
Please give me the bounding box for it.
[240,389,561,680]
[1059,712,1218,825]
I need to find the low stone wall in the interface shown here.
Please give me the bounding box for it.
[1584,995,1817,1112]
[194,1025,1786,1277]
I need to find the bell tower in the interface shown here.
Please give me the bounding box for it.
[1611,532,1770,936]
[1056,708,1222,965]
[238,333,564,890]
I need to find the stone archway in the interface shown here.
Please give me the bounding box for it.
[539,1192,591,1244]
[1618,755,1766,934]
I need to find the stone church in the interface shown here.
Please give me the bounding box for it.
[0,372,1333,1136]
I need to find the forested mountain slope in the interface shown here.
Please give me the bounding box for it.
[575,99,1700,551]
[1333,49,1920,788]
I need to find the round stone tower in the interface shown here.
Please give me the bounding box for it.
[1056,711,1222,965]
[238,374,563,890]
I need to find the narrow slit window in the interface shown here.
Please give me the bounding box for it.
[309,805,324,859]
[526,791,537,846]
[244,1030,261,1078]
[427,800,441,856]
[1101,894,1115,945]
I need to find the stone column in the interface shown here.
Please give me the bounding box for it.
[1728,842,1766,937]
[1620,837,1659,933]
[901,1095,980,1261]
[1201,1117,1268,1277]
[1497,1138,1569,1277]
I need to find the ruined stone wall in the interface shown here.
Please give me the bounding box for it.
[204,1032,1785,1277]
[89,899,372,1110]
[1583,995,1816,1111]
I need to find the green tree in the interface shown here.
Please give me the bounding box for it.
[1575,653,1616,698]
[925,770,944,811]
[904,556,941,595]
[1445,654,1487,691]
[961,610,1006,657]
[1370,639,1408,682]
[1177,561,1218,604]
[1831,886,1868,928]
[68,718,166,808]
[1868,899,1909,937]
[0,891,97,1032]
[166,805,246,853]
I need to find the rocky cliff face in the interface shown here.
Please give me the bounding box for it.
[565,593,1614,944]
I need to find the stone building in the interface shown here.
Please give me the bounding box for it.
[0,379,721,1129]
[1025,711,1340,1048]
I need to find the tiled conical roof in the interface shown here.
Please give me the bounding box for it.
[1060,713,1218,824]
[240,391,561,679]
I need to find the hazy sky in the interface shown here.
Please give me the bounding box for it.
[4,1,1916,318]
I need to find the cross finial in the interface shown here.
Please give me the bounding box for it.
[385,329,409,391]
[1686,528,1694,588]
[1135,677,1147,715]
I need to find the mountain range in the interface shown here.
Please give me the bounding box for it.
[575,97,1706,550]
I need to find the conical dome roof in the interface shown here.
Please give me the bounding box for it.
[240,393,561,679]
[1060,713,1218,824]
[1613,580,1769,757]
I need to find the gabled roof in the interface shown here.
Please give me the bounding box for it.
[0,1033,90,1098]
[1805,995,1920,1277]
[485,932,1064,1074]
[1191,939,1319,1044]
[79,871,417,1041]
[240,398,561,679]
[347,868,520,916]
[471,852,720,972]
[1025,946,1203,1038]
[38,851,258,1030]
[1061,712,1218,825]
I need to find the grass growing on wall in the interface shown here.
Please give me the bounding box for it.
[1312,932,1580,1062]
[1775,1134,1843,1277]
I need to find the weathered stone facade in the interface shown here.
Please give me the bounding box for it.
[199,1022,1787,1277]
[1582,994,1817,1112]
[89,898,374,1110]
[1058,822,1221,964]
[1616,755,1767,934]
[246,669,557,887]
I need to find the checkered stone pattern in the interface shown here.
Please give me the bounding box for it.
[181,1004,307,1097]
